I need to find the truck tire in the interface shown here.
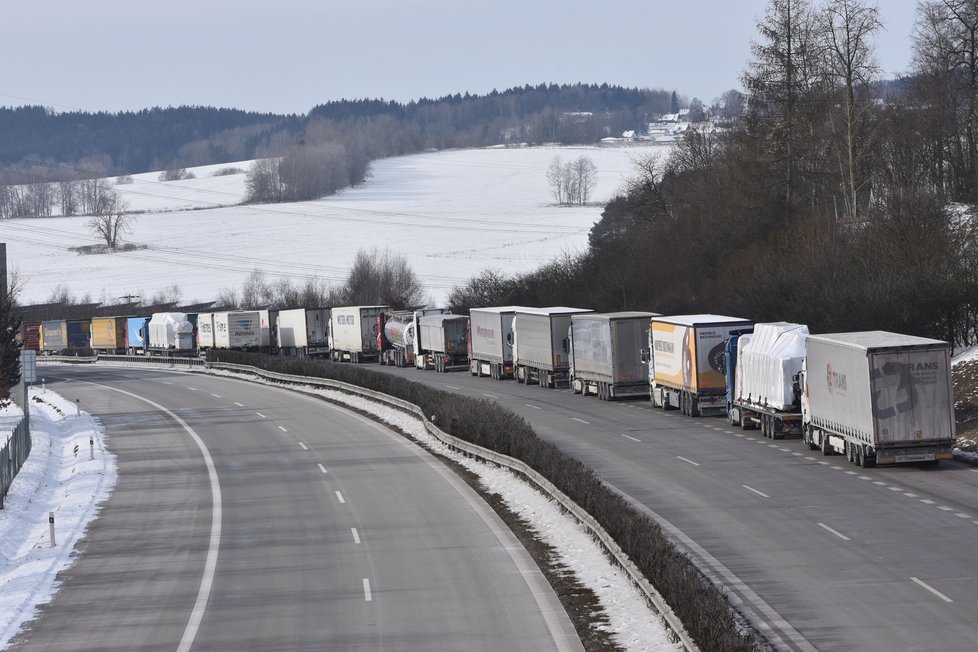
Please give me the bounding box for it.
[821,434,833,456]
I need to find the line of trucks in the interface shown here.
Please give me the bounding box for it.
[20,307,957,468]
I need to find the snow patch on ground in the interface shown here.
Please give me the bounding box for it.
[205,368,680,652]
[0,390,117,649]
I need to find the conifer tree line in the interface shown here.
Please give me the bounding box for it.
[451,0,978,348]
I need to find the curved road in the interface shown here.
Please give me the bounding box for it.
[370,361,978,652]
[11,365,581,652]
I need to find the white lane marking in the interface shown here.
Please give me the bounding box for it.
[256,412,266,418]
[74,379,222,652]
[818,522,851,541]
[335,491,346,504]
[525,404,542,410]
[211,394,221,398]
[187,387,198,392]
[363,578,373,602]
[572,417,590,425]
[792,452,804,456]
[858,476,871,480]
[921,499,936,505]
[911,577,953,603]
[446,384,461,390]
[817,461,830,466]
[723,430,734,434]
[768,444,779,449]
[351,528,361,544]
[937,505,954,511]
[735,433,745,438]
[745,437,757,441]
[278,425,288,432]
[830,465,843,470]
[743,485,770,499]
[956,513,971,519]
[887,486,903,492]
[234,402,244,407]
[621,434,641,443]
[162,381,173,385]
[298,442,308,451]
[804,456,815,461]
[845,471,857,475]
[873,481,887,486]
[317,463,328,474]
[903,492,918,498]
[676,456,700,467]
[779,448,791,452]
[482,393,498,398]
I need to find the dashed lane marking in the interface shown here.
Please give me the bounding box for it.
[317,463,328,474]
[298,442,308,450]
[621,434,641,443]
[363,578,373,602]
[335,491,346,504]
[818,522,851,541]
[351,528,361,544]
[743,485,770,499]
[911,577,953,603]
[676,456,700,467]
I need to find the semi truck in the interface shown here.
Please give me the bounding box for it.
[329,305,387,363]
[725,322,809,438]
[417,314,469,372]
[277,308,330,357]
[512,307,592,388]
[800,331,956,467]
[126,316,149,354]
[378,308,450,367]
[569,312,658,400]
[40,319,91,353]
[90,317,129,354]
[468,306,528,379]
[19,321,41,351]
[147,312,196,354]
[647,314,753,416]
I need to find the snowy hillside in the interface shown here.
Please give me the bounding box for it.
[0,145,669,307]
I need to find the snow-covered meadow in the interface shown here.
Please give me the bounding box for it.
[1,144,669,307]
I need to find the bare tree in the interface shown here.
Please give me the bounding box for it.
[88,190,132,249]
[342,248,424,309]
[821,0,882,220]
[569,156,598,205]
[546,156,567,204]
[240,269,275,308]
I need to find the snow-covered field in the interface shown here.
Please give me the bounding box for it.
[0,370,678,651]
[0,144,669,307]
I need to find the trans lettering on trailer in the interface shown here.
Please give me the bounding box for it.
[826,363,847,393]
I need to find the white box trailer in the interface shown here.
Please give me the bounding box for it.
[197,313,216,350]
[649,314,753,416]
[801,331,955,467]
[277,308,330,357]
[212,311,263,349]
[569,312,658,400]
[468,306,528,379]
[417,314,469,372]
[329,305,387,363]
[257,309,279,349]
[726,323,808,438]
[513,307,592,388]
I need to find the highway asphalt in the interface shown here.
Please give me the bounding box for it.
[369,361,978,652]
[10,365,581,652]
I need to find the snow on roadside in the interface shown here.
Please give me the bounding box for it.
[206,369,680,652]
[0,389,117,649]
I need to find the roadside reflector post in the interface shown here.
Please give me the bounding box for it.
[49,512,56,547]
[76,398,80,417]
[90,436,94,461]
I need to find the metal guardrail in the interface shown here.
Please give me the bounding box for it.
[1,416,31,510]
[205,361,698,652]
[42,354,205,368]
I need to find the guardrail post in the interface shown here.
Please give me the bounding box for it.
[48,511,56,547]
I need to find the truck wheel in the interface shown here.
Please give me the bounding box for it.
[690,396,699,417]
[821,434,832,456]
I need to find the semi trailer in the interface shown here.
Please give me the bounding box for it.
[512,307,592,388]
[569,312,658,400]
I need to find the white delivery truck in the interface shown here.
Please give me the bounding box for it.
[512,307,592,388]
[468,306,528,379]
[648,314,753,416]
[569,312,658,400]
[277,308,330,357]
[801,331,956,467]
[147,312,196,354]
[329,305,387,363]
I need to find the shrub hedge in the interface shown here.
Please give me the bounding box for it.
[209,350,761,651]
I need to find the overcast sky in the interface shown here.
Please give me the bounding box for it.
[1,0,919,115]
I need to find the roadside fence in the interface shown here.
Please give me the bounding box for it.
[1,416,31,509]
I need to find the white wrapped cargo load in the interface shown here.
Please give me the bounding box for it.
[148,312,195,350]
[737,322,808,411]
